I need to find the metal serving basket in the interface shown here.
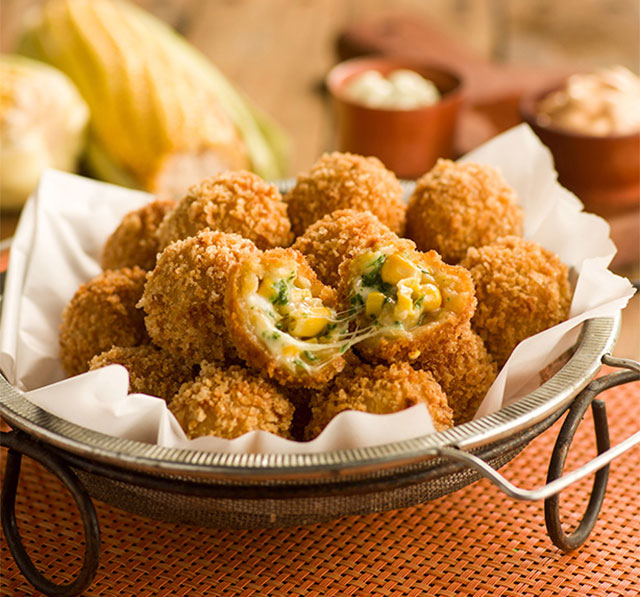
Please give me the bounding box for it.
[1,174,639,595]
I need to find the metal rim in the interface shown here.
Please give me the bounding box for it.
[0,315,620,481]
[0,177,622,482]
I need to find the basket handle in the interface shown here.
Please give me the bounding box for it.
[435,354,640,550]
[0,429,101,596]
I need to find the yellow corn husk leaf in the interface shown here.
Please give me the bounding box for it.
[18,0,289,195]
[0,53,89,208]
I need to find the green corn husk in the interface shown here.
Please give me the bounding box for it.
[18,0,289,196]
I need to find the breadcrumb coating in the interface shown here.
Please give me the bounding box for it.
[157,170,292,250]
[305,362,453,440]
[89,345,195,403]
[460,236,572,367]
[225,247,346,388]
[405,159,523,263]
[101,198,176,271]
[286,152,406,237]
[169,362,294,440]
[59,267,149,376]
[139,230,258,365]
[416,324,497,425]
[291,209,398,287]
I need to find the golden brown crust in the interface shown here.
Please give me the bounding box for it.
[89,344,195,403]
[291,209,398,287]
[415,324,497,425]
[460,236,572,367]
[305,362,453,440]
[224,248,346,388]
[286,152,406,237]
[100,198,176,271]
[139,229,258,365]
[405,159,523,263]
[157,170,292,250]
[169,363,294,440]
[338,240,476,363]
[59,267,149,376]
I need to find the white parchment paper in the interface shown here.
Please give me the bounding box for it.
[0,124,635,453]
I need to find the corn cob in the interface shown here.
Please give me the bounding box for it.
[1,54,88,208]
[18,0,289,196]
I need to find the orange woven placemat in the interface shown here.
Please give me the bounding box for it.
[1,375,639,596]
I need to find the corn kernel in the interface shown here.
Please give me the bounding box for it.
[418,284,442,311]
[394,291,415,320]
[282,345,299,358]
[381,253,419,285]
[258,276,277,300]
[366,292,386,317]
[288,307,330,338]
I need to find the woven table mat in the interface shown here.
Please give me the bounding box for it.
[1,374,639,596]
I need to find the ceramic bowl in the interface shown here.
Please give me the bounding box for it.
[326,57,464,179]
[520,86,640,216]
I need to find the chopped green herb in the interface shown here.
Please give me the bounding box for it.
[293,358,307,370]
[302,350,319,362]
[271,279,289,306]
[350,294,364,307]
[361,255,392,294]
[339,343,349,354]
[275,320,286,331]
[415,296,425,308]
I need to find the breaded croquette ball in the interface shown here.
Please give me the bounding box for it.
[225,247,347,388]
[291,209,398,287]
[59,267,149,376]
[339,238,476,363]
[101,198,176,271]
[169,362,294,440]
[286,152,406,237]
[89,345,195,402]
[460,236,572,367]
[416,324,497,425]
[405,159,524,263]
[139,230,259,365]
[157,170,292,250]
[305,362,453,440]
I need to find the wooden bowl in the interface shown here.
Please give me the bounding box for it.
[326,57,464,179]
[520,86,640,217]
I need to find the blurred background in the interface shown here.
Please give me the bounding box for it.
[1,0,638,177]
[1,0,639,268]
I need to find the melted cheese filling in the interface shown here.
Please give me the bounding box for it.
[243,268,348,372]
[349,250,443,334]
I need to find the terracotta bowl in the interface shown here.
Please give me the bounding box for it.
[326,57,464,179]
[520,86,640,217]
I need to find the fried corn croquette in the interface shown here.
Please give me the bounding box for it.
[225,247,348,388]
[405,159,523,263]
[416,324,497,425]
[286,152,406,237]
[89,345,195,402]
[157,170,291,250]
[305,362,453,440]
[100,198,176,271]
[460,236,572,367]
[291,209,398,287]
[59,267,148,376]
[339,239,476,363]
[139,230,258,365]
[169,362,294,440]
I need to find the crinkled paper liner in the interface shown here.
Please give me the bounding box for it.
[0,124,635,454]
